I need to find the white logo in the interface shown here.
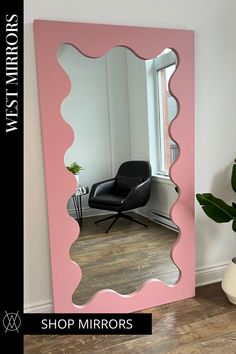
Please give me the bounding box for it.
[3,311,21,333]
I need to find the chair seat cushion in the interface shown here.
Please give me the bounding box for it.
[90,194,126,206]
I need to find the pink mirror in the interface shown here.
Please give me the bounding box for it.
[34,20,194,313]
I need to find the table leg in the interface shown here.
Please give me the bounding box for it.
[72,195,80,223]
[72,195,84,227]
[79,195,83,227]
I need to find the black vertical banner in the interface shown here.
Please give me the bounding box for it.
[0,1,23,353]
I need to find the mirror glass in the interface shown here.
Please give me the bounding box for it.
[57,45,180,305]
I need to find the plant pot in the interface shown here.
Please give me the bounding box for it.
[74,174,79,188]
[222,257,236,305]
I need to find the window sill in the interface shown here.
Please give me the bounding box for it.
[151,175,175,186]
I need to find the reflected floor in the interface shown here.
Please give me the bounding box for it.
[71,212,179,305]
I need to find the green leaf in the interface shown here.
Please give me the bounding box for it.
[233,218,236,232]
[232,159,236,192]
[66,161,83,175]
[196,193,236,223]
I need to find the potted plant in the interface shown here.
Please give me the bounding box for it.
[66,161,83,186]
[196,159,236,304]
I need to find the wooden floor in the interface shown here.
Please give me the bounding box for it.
[24,283,236,353]
[70,212,179,305]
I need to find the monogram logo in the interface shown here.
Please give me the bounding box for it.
[3,311,21,333]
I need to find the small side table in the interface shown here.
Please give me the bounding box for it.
[72,186,89,227]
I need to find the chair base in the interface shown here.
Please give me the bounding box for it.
[95,212,148,233]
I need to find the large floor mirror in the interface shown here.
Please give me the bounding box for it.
[34,20,195,313]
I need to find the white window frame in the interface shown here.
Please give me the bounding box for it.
[154,50,177,177]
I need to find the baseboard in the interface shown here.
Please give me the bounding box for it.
[24,301,53,313]
[24,263,228,313]
[135,207,178,231]
[68,207,113,219]
[195,262,227,287]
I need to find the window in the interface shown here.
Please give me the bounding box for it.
[154,49,178,176]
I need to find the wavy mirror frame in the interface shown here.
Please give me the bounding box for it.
[33,20,195,313]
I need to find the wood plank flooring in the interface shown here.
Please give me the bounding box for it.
[70,212,179,305]
[24,283,236,353]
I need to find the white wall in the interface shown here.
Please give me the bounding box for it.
[126,51,150,161]
[57,45,131,215]
[106,48,131,174]
[24,0,236,310]
[59,45,112,214]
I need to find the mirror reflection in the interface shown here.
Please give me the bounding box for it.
[57,45,179,305]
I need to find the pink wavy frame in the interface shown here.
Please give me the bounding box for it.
[34,20,195,313]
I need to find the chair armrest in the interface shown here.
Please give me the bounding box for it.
[123,178,151,210]
[89,178,116,198]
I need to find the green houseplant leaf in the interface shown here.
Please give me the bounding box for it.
[66,161,83,175]
[233,218,236,232]
[196,159,236,233]
[196,193,236,223]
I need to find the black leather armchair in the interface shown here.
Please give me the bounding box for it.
[88,160,152,233]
